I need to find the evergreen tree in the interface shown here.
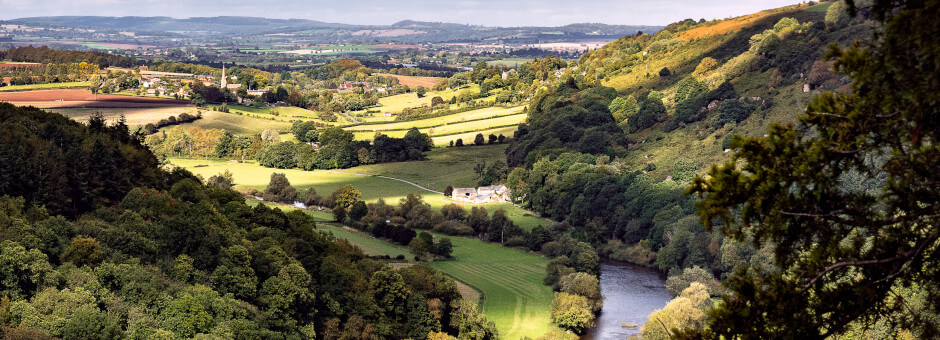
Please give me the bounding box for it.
[688,1,940,337]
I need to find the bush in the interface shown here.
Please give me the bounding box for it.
[717,99,753,124]
[658,67,671,77]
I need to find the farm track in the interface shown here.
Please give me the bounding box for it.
[324,170,444,195]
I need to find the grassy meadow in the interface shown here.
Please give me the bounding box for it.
[316,224,414,260]
[347,106,524,132]
[169,145,549,230]
[180,110,292,135]
[427,234,555,339]
[51,106,197,127]
[307,221,555,339]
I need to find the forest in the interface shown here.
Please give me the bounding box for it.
[0,102,496,339]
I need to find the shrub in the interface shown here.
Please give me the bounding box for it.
[717,99,753,124]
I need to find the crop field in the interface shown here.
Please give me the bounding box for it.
[370,85,479,115]
[0,81,88,92]
[428,234,555,339]
[227,105,345,125]
[0,89,190,108]
[347,106,524,132]
[51,106,197,127]
[431,126,520,147]
[372,73,446,88]
[179,110,292,135]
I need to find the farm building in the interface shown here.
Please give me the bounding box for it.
[452,185,511,204]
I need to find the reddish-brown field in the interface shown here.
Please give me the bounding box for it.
[0,89,190,108]
[374,73,446,88]
[0,62,42,70]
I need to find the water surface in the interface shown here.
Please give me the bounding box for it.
[582,260,672,339]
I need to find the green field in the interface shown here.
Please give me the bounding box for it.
[0,82,89,92]
[429,234,554,339]
[227,105,345,125]
[180,110,292,135]
[347,106,524,132]
[169,146,549,230]
[317,224,414,260]
[431,126,520,147]
[368,85,479,116]
[52,106,196,127]
[313,222,555,339]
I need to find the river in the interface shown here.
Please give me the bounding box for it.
[582,260,672,339]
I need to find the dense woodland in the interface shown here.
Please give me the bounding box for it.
[0,103,497,339]
[0,46,140,68]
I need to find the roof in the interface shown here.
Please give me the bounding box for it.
[453,188,476,196]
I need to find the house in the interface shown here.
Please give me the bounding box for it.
[451,185,511,204]
[453,188,477,202]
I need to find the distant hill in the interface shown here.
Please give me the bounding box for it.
[7,16,662,42]
[9,16,349,35]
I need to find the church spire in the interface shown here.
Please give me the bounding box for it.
[221,63,227,89]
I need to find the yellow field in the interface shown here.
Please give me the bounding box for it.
[182,110,292,135]
[50,106,197,127]
[347,106,524,132]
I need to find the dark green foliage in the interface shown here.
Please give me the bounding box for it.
[0,104,163,217]
[290,120,318,143]
[215,130,235,158]
[658,67,671,77]
[716,99,754,124]
[687,1,940,337]
[629,95,666,132]
[257,141,298,169]
[263,173,297,203]
[506,82,620,167]
[0,106,480,338]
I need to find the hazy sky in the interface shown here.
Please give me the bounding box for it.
[0,0,804,26]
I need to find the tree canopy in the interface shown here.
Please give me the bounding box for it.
[687,0,940,337]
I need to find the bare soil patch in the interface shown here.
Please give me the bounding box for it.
[0,89,190,108]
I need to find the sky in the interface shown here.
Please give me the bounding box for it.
[0,0,804,26]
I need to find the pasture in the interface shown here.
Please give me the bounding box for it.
[427,233,555,339]
[347,106,524,132]
[173,110,292,135]
[51,106,197,127]
[169,146,549,230]
[317,224,414,260]
[309,219,554,339]
[227,105,345,125]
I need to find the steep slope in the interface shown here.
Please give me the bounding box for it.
[503,0,876,281]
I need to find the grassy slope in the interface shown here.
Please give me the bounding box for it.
[309,222,553,339]
[50,106,196,127]
[180,110,292,135]
[428,234,554,339]
[316,224,414,260]
[575,2,846,180]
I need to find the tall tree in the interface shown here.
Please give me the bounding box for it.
[687,1,939,337]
